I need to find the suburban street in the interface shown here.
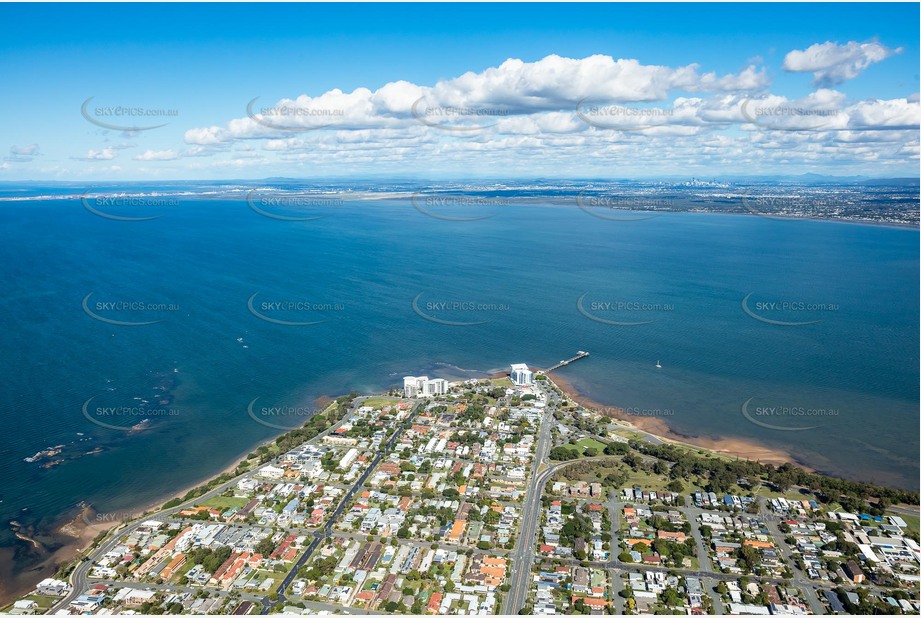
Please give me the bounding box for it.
[759,500,825,615]
[262,398,425,613]
[44,380,913,617]
[50,396,367,615]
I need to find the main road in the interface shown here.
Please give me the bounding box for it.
[262,398,425,613]
[502,403,556,615]
[502,375,632,615]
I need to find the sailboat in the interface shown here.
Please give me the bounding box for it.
[655,360,662,368]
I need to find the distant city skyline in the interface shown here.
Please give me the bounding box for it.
[1,2,918,180]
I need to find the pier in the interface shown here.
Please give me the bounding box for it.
[545,350,589,373]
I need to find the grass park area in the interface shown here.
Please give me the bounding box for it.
[200,496,251,510]
[557,437,608,458]
[360,396,404,410]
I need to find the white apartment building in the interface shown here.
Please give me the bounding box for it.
[403,375,448,397]
[510,363,533,385]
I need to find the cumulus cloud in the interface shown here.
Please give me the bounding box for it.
[735,90,918,132]
[846,98,920,130]
[185,126,232,145]
[185,54,771,144]
[424,55,763,111]
[62,49,910,177]
[783,41,902,86]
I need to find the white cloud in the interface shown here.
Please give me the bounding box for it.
[783,41,901,86]
[75,147,116,161]
[185,54,771,144]
[846,98,920,130]
[184,126,232,145]
[4,49,897,179]
[134,149,179,161]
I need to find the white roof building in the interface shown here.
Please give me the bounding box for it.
[510,363,533,385]
[403,375,448,397]
[258,465,285,479]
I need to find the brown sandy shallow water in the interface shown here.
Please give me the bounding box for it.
[486,367,804,467]
[541,370,812,470]
[0,504,111,606]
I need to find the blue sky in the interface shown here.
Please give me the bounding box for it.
[1,2,918,180]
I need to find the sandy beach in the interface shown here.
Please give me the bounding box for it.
[0,504,112,607]
[543,370,812,470]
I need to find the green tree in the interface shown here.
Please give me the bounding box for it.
[255,537,276,557]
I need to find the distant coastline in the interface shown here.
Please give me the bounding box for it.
[1,178,918,227]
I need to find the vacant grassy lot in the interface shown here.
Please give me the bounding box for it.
[201,496,250,510]
[361,396,404,409]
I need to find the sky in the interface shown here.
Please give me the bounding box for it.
[0,2,918,180]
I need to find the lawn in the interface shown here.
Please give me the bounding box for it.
[554,454,752,500]
[361,396,404,410]
[751,483,818,502]
[619,467,675,493]
[175,559,199,580]
[575,437,607,452]
[8,595,56,611]
[557,437,610,459]
[265,562,298,593]
[610,428,646,441]
[200,496,250,510]
[490,377,513,387]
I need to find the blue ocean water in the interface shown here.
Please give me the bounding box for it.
[0,192,917,560]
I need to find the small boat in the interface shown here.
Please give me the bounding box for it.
[656,360,662,368]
